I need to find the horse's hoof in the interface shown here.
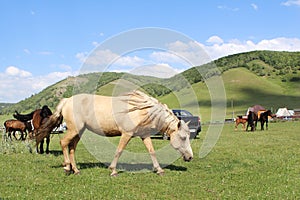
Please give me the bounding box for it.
[74,171,81,175]
[157,171,165,176]
[110,172,118,177]
[64,169,72,176]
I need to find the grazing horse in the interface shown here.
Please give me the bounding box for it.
[36,90,193,176]
[246,111,258,131]
[259,110,273,130]
[13,105,53,154]
[4,119,32,140]
[235,116,247,130]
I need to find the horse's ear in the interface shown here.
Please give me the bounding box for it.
[186,120,191,126]
[177,121,181,129]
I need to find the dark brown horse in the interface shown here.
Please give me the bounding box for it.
[13,105,53,154]
[235,116,247,130]
[259,110,273,130]
[4,119,32,140]
[246,111,258,131]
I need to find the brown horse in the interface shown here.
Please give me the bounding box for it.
[234,116,247,130]
[259,110,274,130]
[13,105,53,154]
[36,91,193,176]
[4,119,32,140]
[246,111,258,131]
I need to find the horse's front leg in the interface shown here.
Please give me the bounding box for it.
[39,139,44,154]
[266,121,268,130]
[109,133,132,176]
[142,136,164,175]
[45,135,50,154]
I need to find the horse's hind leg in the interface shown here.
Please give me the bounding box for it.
[21,130,27,141]
[7,131,12,141]
[109,133,132,176]
[68,135,80,175]
[234,122,238,131]
[60,128,82,175]
[13,131,18,140]
[142,136,164,175]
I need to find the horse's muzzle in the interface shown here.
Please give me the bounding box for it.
[183,156,193,162]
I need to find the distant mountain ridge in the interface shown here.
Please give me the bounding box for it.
[1,50,300,115]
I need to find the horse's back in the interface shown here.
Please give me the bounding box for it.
[4,119,26,129]
[61,93,152,137]
[61,94,121,135]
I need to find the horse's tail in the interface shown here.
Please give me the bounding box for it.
[36,98,68,145]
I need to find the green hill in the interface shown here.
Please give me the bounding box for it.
[2,50,300,122]
[159,67,300,122]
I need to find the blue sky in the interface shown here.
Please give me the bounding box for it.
[0,0,300,102]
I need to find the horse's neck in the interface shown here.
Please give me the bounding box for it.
[163,117,179,137]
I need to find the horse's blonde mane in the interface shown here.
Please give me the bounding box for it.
[122,90,179,134]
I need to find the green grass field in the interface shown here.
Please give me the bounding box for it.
[1,121,299,199]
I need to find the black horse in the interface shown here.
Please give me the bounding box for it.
[259,110,273,130]
[246,111,258,131]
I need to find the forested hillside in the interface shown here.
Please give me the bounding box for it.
[1,50,300,115]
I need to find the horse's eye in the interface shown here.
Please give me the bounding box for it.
[180,135,187,140]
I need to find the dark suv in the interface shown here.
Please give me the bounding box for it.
[172,109,201,139]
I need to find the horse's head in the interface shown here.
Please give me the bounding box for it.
[169,120,193,162]
[266,110,275,117]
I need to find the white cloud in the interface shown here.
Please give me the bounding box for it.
[166,40,212,66]
[38,51,53,55]
[76,36,300,76]
[203,37,300,60]
[0,66,74,103]
[251,3,258,10]
[130,63,181,78]
[150,51,188,66]
[5,66,32,77]
[206,36,224,44]
[281,0,300,6]
[23,49,31,55]
[76,49,146,73]
[59,64,72,71]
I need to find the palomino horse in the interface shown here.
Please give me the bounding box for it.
[14,105,53,154]
[234,116,247,130]
[246,111,258,131]
[36,90,193,176]
[259,110,273,130]
[4,119,32,140]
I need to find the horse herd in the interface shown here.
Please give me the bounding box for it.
[2,91,275,176]
[3,91,194,176]
[3,105,55,154]
[235,109,274,132]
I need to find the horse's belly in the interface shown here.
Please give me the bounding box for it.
[85,119,122,137]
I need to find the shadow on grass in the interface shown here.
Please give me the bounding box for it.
[48,150,63,156]
[51,161,187,173]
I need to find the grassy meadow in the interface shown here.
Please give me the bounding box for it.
[0,121,299,199]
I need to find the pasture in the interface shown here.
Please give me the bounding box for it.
[0,121,299,199]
